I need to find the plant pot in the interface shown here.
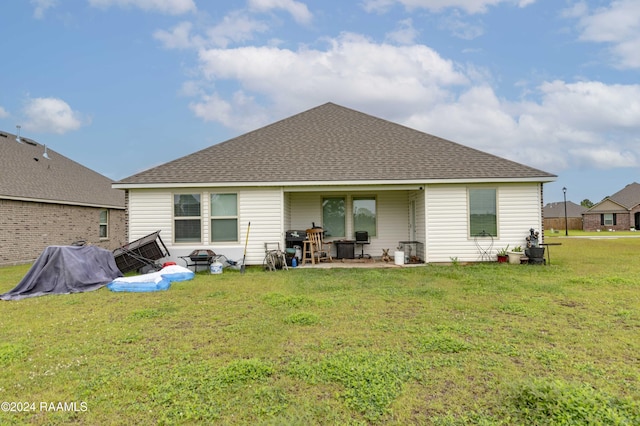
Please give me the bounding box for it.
[507,252,523,264]
[497,255,508,263]
[526,247,545,259]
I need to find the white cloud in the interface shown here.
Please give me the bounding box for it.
[31,0,57,19]
[154,12,271,50]
[154,21,201,49]
[176,16,639,173]
[438,10,484,39]
[385,19,419,44]
[405,79,640,171]
[406,85,520,152]
[88,0,196,15]
[192,33,468,130]
[0,106,8,118]
[205,11,271,48]
[247,0,313,24]
[533,80,640,131]
[362,0,535,14]
[571,0,640,69]
[22,98,84,134]
[568,147,636,169]
[189,92,270,130]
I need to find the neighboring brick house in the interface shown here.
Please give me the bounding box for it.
[0,130,126,266]
[582,182,640,231]
[543,201,586,232]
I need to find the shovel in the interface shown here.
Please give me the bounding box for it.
[240,222,250,274]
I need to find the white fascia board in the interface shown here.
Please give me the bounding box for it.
[113,176,556,191]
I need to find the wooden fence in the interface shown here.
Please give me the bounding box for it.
[544,217,583,232]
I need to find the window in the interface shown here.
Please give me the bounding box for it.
[211,193,238,242]
[469,188,497,236]
[99,209,108,238]
[322,197,345,237]
[174,194,201,242]
[353,197,376,237]
[602,213,616,226]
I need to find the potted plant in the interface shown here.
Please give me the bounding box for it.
[507,246,524,264]
[496,245,509,263]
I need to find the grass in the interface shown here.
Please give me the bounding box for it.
[1,234,639,424]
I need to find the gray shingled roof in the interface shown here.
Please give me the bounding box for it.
[116,102,556,186]
[605,182,640,209]
[543,201,586,218]
[0,131,124,208]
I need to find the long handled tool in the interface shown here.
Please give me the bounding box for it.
[240,221,251,274]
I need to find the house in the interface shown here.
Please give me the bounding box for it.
[0,130,126,266]
[113,103,556,265]
[543,201,586,232]
[583,182,640,231]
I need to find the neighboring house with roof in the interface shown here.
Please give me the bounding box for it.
[0,130,126,266]
[543,201,586,232]
[583,182,640,231]
[113,103,556,265]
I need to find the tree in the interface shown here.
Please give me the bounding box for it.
[581,199,594,208]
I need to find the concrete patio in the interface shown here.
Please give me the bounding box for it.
[294,258,426,269]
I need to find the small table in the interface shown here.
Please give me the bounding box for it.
[540,243,561,265]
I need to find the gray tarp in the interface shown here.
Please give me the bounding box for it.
[1,245,123,301]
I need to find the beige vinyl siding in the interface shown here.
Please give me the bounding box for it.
[127,187,284,266]
[289,192,321,231]
[497,184,543,239]
[373,191,409,257]
[425,183,543,263]
[589,199,626,212]
[425,185,468,262]
[126,183,544,265]
[239,188,284,265]
[128,189,173,242]
[283,192,292,232]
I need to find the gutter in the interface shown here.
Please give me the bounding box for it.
[113,176,557,190]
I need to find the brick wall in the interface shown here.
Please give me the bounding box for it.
[0,199,126,266]
[583,212,631,231]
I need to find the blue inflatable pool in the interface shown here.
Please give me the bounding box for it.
[107,265,195,292]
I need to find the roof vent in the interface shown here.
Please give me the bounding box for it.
[43,145,50,159]
[16,125,22,143]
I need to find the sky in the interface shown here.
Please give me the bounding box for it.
[1,0,639,205]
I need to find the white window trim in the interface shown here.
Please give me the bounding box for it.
[173,192,203,244]
[99,209,109,239]
[210,193,239,243]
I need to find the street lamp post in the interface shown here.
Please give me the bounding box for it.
[563,187,568,236]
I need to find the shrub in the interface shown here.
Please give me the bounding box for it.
[504,378,640,425]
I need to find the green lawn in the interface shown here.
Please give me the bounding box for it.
[1,235,639,425]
